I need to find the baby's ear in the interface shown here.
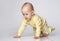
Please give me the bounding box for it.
[32,10,34,12]
[31,10,34,15]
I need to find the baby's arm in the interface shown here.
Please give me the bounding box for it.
[34,17,41,39]
[13,19,27,38]
[34,23,41,39]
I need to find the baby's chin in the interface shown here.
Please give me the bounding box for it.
[25,18,31,21]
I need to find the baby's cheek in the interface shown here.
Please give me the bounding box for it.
[27,15,31,18]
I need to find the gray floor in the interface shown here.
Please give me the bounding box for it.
[0,34,60,41]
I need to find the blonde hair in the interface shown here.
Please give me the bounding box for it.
[21,2,34,11]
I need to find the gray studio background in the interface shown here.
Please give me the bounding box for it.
[0,0,60,38]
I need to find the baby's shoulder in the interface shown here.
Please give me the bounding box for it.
[33,14,41,20]
[34,14,46,20]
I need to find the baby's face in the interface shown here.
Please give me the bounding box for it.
[22,4,33,21]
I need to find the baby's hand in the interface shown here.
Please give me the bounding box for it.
[13,35,21,38]
[34,36,40,39]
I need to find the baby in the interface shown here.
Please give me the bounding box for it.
[13,2,55,39]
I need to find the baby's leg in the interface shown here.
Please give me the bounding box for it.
[41,19,55,37]
[41,26,49,37]
[41,25,55,37]
[47,26,55,34]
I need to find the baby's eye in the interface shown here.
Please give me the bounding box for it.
[26,14,28,15]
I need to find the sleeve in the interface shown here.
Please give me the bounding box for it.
[18,19,27,36]
[34,16,42,37]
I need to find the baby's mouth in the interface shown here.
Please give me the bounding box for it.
[25,18,31,21]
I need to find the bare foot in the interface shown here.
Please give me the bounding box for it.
[43,33,48,37]
[51,27,55,32]
[13,35,21,38]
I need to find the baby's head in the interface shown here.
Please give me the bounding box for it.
[21,2,34,21]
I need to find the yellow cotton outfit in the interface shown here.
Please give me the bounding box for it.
[18,14,54,37]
